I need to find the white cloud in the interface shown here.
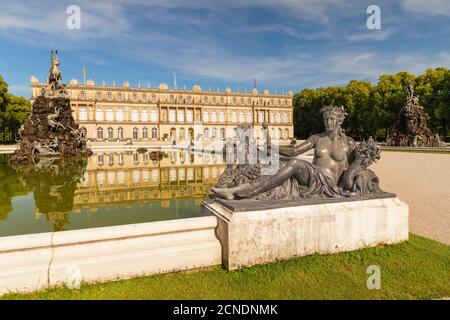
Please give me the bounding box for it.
[400,0,450,16]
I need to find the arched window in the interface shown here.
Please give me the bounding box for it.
[220,128,225,139]
[116,109,124,122]
[151,94,157,102]
[170,128,176,139]
[211,111,217,123]
[132,93,137,101]
[141,109,148,122]
[179,127,185,140]
[219,112,225,123]
[187,109,193,122]
[284,113,288,124]
[152,127,158,139]
[278,128,282,139]
[284,128,289,139]
[97,127,103,139]
[132,127,139,140]
[277,113,281,124]
[203,111,209,123]
[239,112,244,122]
[107,92,112,100]
[269,112,274,124]
[79,107,87,121]
[231,112,237,123]
[118,127,124,140]
[212,128,217,138]
[108,127,114,140]
[204,128,209,139]
[143,127,148,139]
[142,94,147,102]
[96,108,104,121]
[108,154,114,166]
[106,108,113,121]
[151,110,158,122]
[131,109,139,122]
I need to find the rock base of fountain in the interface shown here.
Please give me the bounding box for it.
[10,95,92,165]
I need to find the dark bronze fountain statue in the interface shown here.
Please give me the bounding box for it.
[386,81,444,147]
[212,105,384,200]
[10,50,92,165]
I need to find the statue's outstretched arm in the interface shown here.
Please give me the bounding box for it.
[279,136,315,157]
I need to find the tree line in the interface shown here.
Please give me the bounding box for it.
[0,76,31,144]
[293,68,450,141]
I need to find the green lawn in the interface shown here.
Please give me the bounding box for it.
[2,234,449,300]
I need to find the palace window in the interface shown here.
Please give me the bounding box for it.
[151,110,158,122]
[131,109,139,122]
[117,93,123,101]
[118,153,124,165]
[203,111,209,123]
[284,128,289,139]
[141,109,148,122]
[219,112,225,123]
[79,91,86,99]
[247,112,252,123]
[133,153,139,164]
[232,97,237,105]
[108,127,114,140]
[152,94,157,102]
[231,112,237,123]
[133,127,139,140]
[151,127,158,139]
[220,96,224,104]
[142,94,147,101]
[97,127,104,139]
[269,112,274,124]
[107,92,112,100]
[170,128,176,139]
[240,97,244,105]
[170,95,175,103]
[239,112,244,123]
[178,109,185,122]
[132,93,137,101]
[106,109,113,121]
[143,127,148,139]
[211,111,217,123]
[212,128,217,138]
[283,113,288,124]
[169,109,176,122]
[118,127,124,139]
[96,92,102,100]
[80,127,87,138]
[97,172,105,186]
[258,111,264,123]
[178,95,183,103]
[213,96,217,104]
[116,109,124,122]
[179,127,185,140]
[204,128,209,139]
[277,113,281,124]
[204,96,208,104]
[96,108,104,121]
[108,154,114,166]
[79,107,87,121]
[187,96,192,103]
[187,109,193,122]
[220,128,225,139]
[248,98,252,105]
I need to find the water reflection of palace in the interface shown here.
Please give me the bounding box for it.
[73,151,227,211]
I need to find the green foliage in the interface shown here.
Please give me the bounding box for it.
[0,75,31,144]
[293,69,450,141]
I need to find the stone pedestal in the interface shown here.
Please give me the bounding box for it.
[202,195,409,270]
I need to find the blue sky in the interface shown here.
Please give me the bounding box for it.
[1,0,450,98]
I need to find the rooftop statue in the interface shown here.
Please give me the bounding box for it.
[212,106,384,200]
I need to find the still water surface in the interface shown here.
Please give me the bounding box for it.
[0,151,226,236]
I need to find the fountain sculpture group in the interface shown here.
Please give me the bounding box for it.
[387,81,444,147]
[10,50,92,165]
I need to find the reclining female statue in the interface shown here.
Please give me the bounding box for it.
[212,105,382,200]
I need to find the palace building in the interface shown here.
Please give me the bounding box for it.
[30,77,294,142]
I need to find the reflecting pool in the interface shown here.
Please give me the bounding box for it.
[0,150,226,236]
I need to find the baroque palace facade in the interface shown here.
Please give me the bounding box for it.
[30,77,294,142]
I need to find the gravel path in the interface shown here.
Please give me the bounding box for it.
[372,151,450,245]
